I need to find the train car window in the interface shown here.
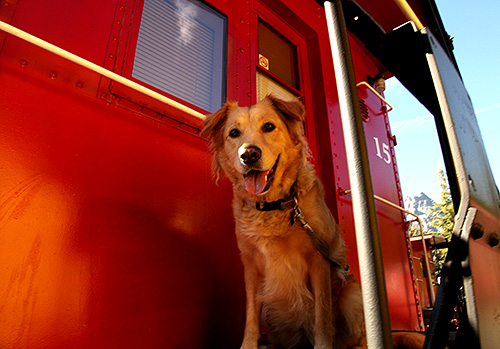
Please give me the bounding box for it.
[257,19,300,102]
[132,0,227,113]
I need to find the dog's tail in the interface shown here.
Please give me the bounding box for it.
[392,331,426,349]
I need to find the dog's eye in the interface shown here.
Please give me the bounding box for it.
[229,128,241,138]
[262,123,276,133]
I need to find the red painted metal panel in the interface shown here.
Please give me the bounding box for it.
[0,69,245,347]
[9,0,117,65]
[0,0,246,347]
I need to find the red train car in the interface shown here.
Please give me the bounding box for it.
[1,0,498,347]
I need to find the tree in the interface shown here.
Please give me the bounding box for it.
[429,167,454,279]
[429,167,454,240]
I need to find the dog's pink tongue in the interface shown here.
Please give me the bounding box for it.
[244,171,267,196]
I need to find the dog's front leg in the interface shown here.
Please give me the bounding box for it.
[240,257,263,349]
[310,255,334,349]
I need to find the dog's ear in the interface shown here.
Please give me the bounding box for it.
[200,101,237,146]
[266,95,306,143]
[266,95,305,124]
[201,102,237,182]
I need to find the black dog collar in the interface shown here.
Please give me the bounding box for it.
[255,197,295,211]
[255,182,297,211]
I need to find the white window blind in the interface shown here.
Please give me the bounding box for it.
[256,71,296,102]
[133,0,226,113]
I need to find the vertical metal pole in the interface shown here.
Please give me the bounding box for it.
[324,1,393,348]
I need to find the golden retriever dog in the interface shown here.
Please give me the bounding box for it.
[201,95,424,349]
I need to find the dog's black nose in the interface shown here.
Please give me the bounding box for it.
[240,146,262,165]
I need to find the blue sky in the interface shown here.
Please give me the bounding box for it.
[386,0,500,200]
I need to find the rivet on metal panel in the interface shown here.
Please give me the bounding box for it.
[487,232,500,247]
[1,1,10,7]
[468,174,476,191]
[75,82,83,89]
[470,222,484,240]
[49,72,57,80]
[19,59,28,68]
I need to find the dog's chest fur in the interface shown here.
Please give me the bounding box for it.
[235,201,316,309]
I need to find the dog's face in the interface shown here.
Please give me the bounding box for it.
[201,95,308,201]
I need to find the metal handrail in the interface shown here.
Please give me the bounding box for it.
[373,195,436,306]
[356,81,394,113]
[393,0,424,30]
[0,20,206,120]
[342,189,436,306]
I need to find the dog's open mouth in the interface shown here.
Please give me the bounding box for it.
[243,156,279,196]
